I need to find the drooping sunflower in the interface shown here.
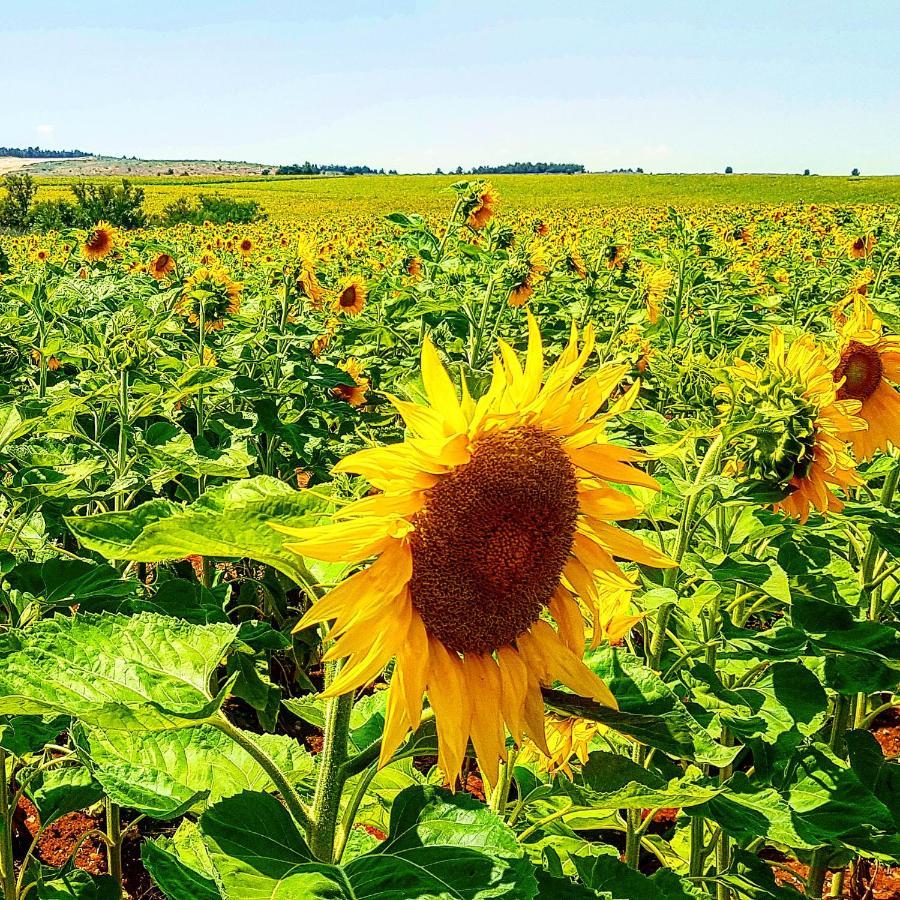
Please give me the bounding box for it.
[848,234,875,259]
[281,316,674,785]
[332,358,369,407]
[832,300,900,460]
[176,266,242,331]
[149,253,176,281]
[725,329,866,523]
[82,222,117,262]
[519,714,601,778]
[333,276,367,317]
[466,184,499,230]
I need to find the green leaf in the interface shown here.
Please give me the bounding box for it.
[199,791,350,897]
[786,744,900,859]
[560,751,720,811]
[688,772,820,850]
[142,822,224,900]
[66,475,332,585]
[26,765,104,827]
[27,867,120,899]
[710,558,790,603]
[574,854,705,899]
[199,787,538,899]
[791,595,900,660]
[0,612,237,731]
[75,722,316,819]
[0,714,67,756]
[550,646,737,766]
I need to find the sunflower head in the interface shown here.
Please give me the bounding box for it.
[149,253,175,280]
[460,182,499,230]
[519,714,601,778]
[177,266,242,330]
[721,329,865,521]
[849,234,875,259]
[833,300,900,459]
[332,358,369,407]
[333,277,367,316]
[82,222,117,262]
[280,315,673,786]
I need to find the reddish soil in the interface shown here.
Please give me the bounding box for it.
[871,708,900,758]
[15,796,164,899]
[770,854,899,900]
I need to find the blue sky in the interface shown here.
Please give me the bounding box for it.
[2,1,898,174]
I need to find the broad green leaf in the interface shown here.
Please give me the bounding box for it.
[573,854,705,899]
[25,765,104,827]
[66,475,332,584]
[142,821,223,900]
[688,773,820,850]
[199,787,538,899]
[75,722,316,819]
[552,646,737,766]
[143,422,252,484]
[786,744,900,860]
[791,595,900,660]
[710,558,790,603]
[560,751,720,811]
[0,612,237,731]
[26,867,120,899]
[0,714,67,756]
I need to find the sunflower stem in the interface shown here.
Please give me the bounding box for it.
[105,798,124,893]
[651,435,723,671]
[309,663,354,863]
[0,750,17,900]
[212,716,311,832]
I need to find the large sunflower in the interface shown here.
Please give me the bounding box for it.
[727,329,865,523]
[832,300,900,460]
[281,316,673,785]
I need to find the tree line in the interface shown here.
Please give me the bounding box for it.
[0,146,92,158]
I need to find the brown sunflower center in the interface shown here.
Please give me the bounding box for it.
[409,426,578,654]
[835,341,883,401]
[339,287,357,307]
[87,230,110,253]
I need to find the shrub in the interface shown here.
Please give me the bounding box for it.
[70,179,147,229]
[157,193,266,226]
[0,173,38,230]
[31,198,80,230]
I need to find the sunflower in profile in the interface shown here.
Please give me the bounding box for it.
[519,714,601,777]
[176,266,242,331]
[848,234,875,259]
[149,253,176,281]
[82,222,117,261]
[466,183,499,230]
[332,358,369,407]
[281,315,674,785]
[333,276,367,316]
[724,329,865,523]
[832,300,900,460]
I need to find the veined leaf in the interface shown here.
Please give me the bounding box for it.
[0,612,237,731]
[75,723,316,819]
[66,475,334,584]
[199,786,538,898]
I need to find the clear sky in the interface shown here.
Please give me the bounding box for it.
[2,1,898,174]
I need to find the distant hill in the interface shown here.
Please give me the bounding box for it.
[0,156,275,177]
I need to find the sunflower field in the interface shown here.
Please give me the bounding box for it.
[0,180,897,900]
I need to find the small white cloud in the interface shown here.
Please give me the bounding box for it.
[642,144,671,160]
[36,124,54,137]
